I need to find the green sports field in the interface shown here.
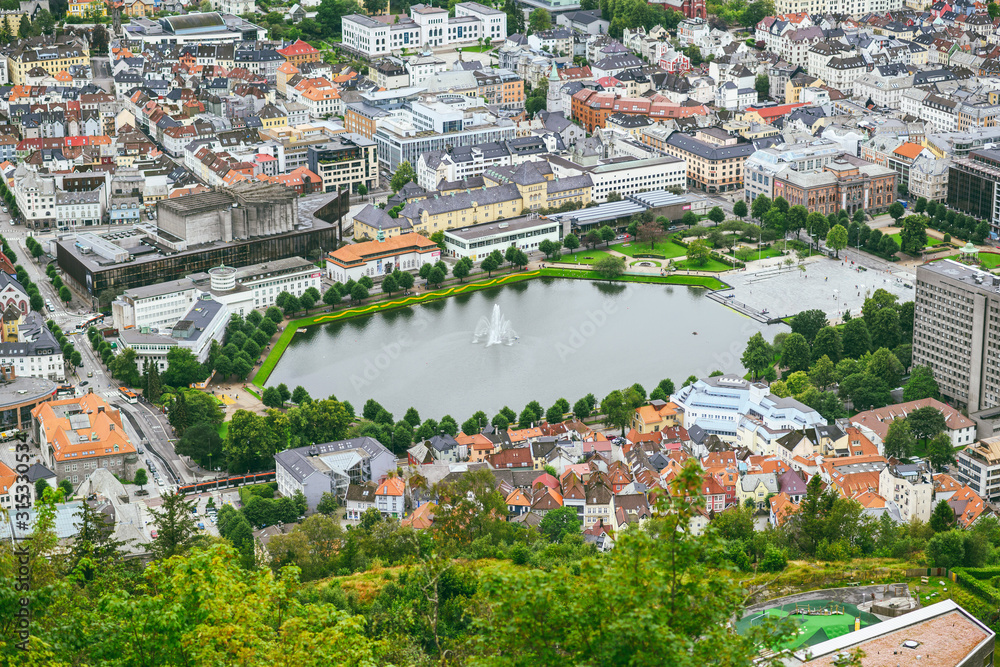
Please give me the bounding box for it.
[735,600,881,649]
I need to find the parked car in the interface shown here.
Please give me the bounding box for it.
[79,381,88,387]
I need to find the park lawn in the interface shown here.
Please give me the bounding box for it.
[735,245,785,261]
[888,233,945,249]
[538,267,728,290]
[611,239,688,259]
[630,259,662,267]
[558,248,617,265]
[673,257,733,272]
[978,252,1000,269]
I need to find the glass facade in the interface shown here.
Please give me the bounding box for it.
[948,163,996,223]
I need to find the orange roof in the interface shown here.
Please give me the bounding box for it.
[277,39,320,57]
[952,485,988,528]
[893,142,924,159]
[0,460,15,496]
[747,102,807,119]
[328,233,439,266]
[375,476,405,497]
[851,490,886,508]
[769,492,798,526]
[505,488,531,506]
[934,473,962,494]
[401,502,436,529]
[32,393,135,463]
[844,427,880,457]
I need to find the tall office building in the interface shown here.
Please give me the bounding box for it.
[912,259,1000,412]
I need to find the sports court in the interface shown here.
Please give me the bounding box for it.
[736,600,881,649]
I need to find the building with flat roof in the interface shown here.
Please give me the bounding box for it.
[913,259,1000,412]
[443,215,563,260]
[190,257,322,313]
[957,436,1000,503]
[305,133,377,195]
[56,188,347,298]
[326,232,440,283]
[948,148,1000,237]
[274,437,396,510]
[341,3,505,58]
[788,600,993,667]
[124,12,266,45]
[112,280,201,332]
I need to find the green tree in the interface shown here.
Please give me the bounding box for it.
[732,199,748,220]
[903,365,939,401]
[133,468,148,492]
[594,255,626,280]
[888,202,904,223]
[573,393,595,418]
[148,491,198,560]
[930,499,956,532]
[865,347,904,389]
[811,326,842,364]
[110,347,141,387]
[291,385,312,404]
[350,282,369,303]
[481,255,499,276]
[790,309,827,344]
[175,422,224,469]
[782,332,811,373]
[539,506,581,542]
[563,232,580,253]
[707,206,725,225]
[754,73,769,99]
[927,432,956,472]
[600,389,633,435]
[883,418,915,460]
[869,307,900,350]
[163,347,208,388]
[390,160,416,192]
[809,354,837,390]
[529,7,551,30]
[826,223,848,258]
[908,406,947,447]
[751,194,771,220]
[59,285,71,303]
[428,266,446,287]
[686,239,712,266]
[262,386,283,408]
[452,261,470,283]
[926,530,965,568]
[741,332,772,381]
[841,317,872,359]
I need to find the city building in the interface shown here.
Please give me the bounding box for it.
[191,257,323,312]
[274,438,396,510]
[851,398,977,449]
[374,476,405,518]
[326,232,440,282]
[743,140,844,203]
[116,295,230,369]
[0,311,65,382]
[305,133,378,195]
[9,41,90,86]
[56,185,345,298]
[32,392,138,490]
[913,260,1000,412]
[772,158,897,217]
[948,148,1000,236]
[956,435,1000,503]
[787,600,994,667]
[878,462,935,523]
[341,3,505,58]
[112,280,202,332]
[442,215,563,260]
[661,128,755,193]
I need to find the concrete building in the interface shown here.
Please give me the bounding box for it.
[274,438,396,510]
[878,462,935,524]
[326,233,440,283]
[443,215,562,261]
[341,3,505,58]
[157,183,298,246]
[32,392,138,491]
[948,148,1000,236]
[913,260,1000,412]
[112,280,201,332]
[305,133,377,195]
[191,257,323,312]
[957,436,1000,503]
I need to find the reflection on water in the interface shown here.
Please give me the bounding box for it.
[267,280,780,420]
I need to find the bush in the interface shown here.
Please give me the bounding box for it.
[760,545,787,572]
[509,543,530,565]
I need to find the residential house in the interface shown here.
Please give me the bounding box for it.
[375,476,405,518]
[345,481,377,520]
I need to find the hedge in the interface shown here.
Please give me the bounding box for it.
[952,568,1000,607]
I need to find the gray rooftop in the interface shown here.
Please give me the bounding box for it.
[444,215,557,241]
[0,375,57,408]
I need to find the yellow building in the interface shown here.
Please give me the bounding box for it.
[258,103,288,130]
[723,119,781,140]
[68,0,107,17]
[784,73,824,104]
[0,11,26,35]
[630,401,680,434]
[10,43,90,86]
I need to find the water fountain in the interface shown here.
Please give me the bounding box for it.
[474,303,517,346]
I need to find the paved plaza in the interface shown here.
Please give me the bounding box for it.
[720,254,915,322]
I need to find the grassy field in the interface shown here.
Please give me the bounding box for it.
[558,248,617,265]
[673,257,733,272]
[611,239,688,259]
[888,233,946,249]
[928,252,1000,269]
[630,259,662,267]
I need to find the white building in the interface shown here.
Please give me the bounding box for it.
[672,374,826,453]
[776,0,902,14]
[341,2,505,58]
[345,482,377,520]
[213,0,253,14]
[274,438,396,510]
[744,140,844,203]
[326,232,440,283]
[55,190,103,229]
[443,216,562,261]
[878,463,934,524]
[0,311,65,382]
[957,436,1000,503]
[191,257,322,314]
[112,280,201,332]
[548,154,687,203]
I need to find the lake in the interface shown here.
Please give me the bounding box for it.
[266,278,779,422]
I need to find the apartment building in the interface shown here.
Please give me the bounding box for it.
[878,462,934,523]
[341,3,504,58]
[956,436,1000,502]
[912,260,1000,412]
[10,41,90,85]
[570,89,710,132]
[661,128,755,193]
[776,0,902,12]
[0,312,65,382]
[305,133,378,194]
[772,158,897,217]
